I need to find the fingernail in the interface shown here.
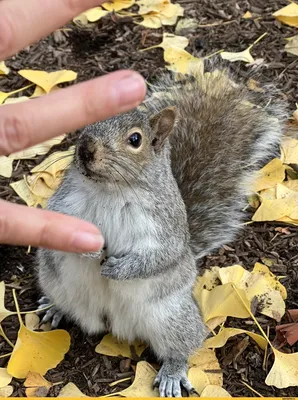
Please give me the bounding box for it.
[71,231,104,252]
[113,73,146,111]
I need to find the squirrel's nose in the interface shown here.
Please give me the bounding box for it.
[77,136,97,166]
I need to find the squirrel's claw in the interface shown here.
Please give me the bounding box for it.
[153,366,194,397]
[37,296,63,329]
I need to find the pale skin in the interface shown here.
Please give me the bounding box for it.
[0,0,146,253]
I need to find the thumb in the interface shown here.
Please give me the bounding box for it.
[0,200,104,252]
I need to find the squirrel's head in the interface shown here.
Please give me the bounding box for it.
[75,106,177,184]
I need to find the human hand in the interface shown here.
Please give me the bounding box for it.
[0,0,146,253]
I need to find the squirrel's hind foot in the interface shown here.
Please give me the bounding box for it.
[37,296,63,329]
[153,359,194,397]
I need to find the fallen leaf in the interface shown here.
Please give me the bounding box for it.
[201,385,232,397]
[188,368,209,394]
[0,61,10,75]
[188,348,223,386]
[0,386,13,397]
[204,327,267,350]
[265,348,298,388]
[252,262,287,300]
[197,283,251,323]
[276,322,298,346]
[242,11,252,19]
[95,333,147,358]
[119,361,159,397]
[137,12,162,28]
[164,47,204,75]
[285,34,298,56]
[137,0,184,28]
[18,70,77,94]
[221,32,267,64]
[10,178,47,208]
[175,18,199,34]
[280,137,298,164]
[9,135,65,160]
[31,147,75,176]
[252,197,296,222]
[0,156,14,178]
[73,7,109,24]
[0,282,14,323]
[58,382,88,398]
[103,0,135,11]
[0,84,33,105]
[0,369,12,389]
[273,3,298,27]
[25,314,40,331]
[7,324,71,378]
[142,33,189,52]
[24,371,52,397]
[253,158,285,192]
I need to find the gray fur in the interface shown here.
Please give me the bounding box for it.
[37,68,285,397]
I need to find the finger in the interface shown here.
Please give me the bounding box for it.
[0,199,104,253]
[0,70,146,155]
[0,0,105,60]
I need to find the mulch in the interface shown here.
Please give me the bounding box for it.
[1,0,298,397]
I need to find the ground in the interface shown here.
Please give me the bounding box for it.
[1,0,298,397]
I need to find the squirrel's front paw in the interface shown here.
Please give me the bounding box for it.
[101,257,123,280]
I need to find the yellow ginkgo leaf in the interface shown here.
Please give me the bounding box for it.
[24,371,52,397]
[265,348,298,388]
[31,147,75,177]
[0,386,13,397]
[280,137,298,164]
[285,34,298,56]
[58,382,88,398]
[252,197,296,222]
[18,70,77,94]
[119,361,159,397]
[74,7,109,24]
[4,96,30,105]
[221,48,254,63]
[273,3,298,27]
[164,47,204,75]
[253,158,285,192]
[197,283,251,323]
[0,61,10,75]
[137,0,164,14]
[142,33,189,52]
[221,32,267,64]
[137,12,162,28]
[259,187,276,200]
[9,135,65,160]
[188,368,209,394]
[10,179,47,208]
[0,369,12,389]
[95,333,147,358]
[25,313,40,331]
[242,11,253,19]
[0,84,34,105]
[7,324,70,379]
[0,282,14,323]
[188,348,223,386]
[0,156,13,178]
[204,327,267,350]
[252,262,287,300]
[175,18,199,34]
[159,1,184,24]
[200,385,232,398]
[102,0,135,12]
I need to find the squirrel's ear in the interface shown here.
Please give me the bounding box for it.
[150,107,177,150]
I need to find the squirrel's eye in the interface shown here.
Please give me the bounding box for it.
[127,132,142,148]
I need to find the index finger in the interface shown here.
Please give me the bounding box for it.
[0,0,103,60]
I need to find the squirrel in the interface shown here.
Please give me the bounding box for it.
[37,67,286,397]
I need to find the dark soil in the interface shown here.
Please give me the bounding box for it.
[1,0,298,397]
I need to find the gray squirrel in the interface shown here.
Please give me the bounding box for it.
[37,67,286,397]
